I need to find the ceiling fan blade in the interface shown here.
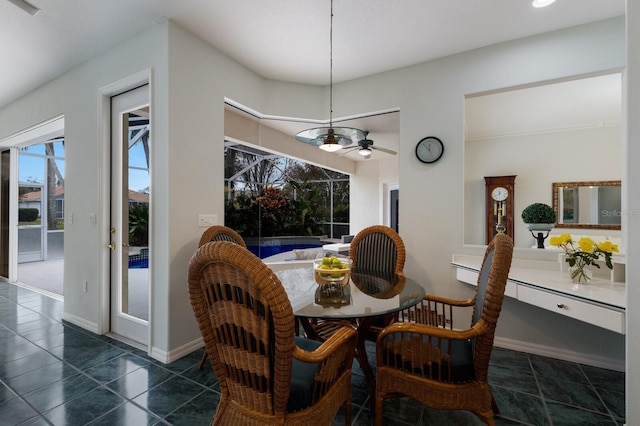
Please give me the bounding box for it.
[295,127,355,147]
[372,146,397,155]
[339,147,360,156]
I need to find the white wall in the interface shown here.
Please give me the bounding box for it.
[625,2,639,423]
[329,17,627,369]
[0,14,634,419]
[350,160,380,233]
[0,24,171,344]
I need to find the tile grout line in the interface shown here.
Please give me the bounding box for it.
[527,353,555,426]
[577,363,620,424]
[0,289,168,424]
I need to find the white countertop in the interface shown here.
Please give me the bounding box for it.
[451,254,626,310]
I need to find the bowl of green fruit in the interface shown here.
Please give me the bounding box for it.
[313,256,351,285]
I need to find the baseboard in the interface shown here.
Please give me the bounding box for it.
[150,337,204,364]
[494,336,625,372]
[62,312,99,334]
[13,281,63,301]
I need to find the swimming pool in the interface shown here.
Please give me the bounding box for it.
[245,236,326,259]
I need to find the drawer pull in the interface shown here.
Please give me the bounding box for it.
[557,303,565,309]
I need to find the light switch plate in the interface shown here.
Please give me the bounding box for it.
[198,213,217,227]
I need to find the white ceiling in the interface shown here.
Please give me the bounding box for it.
[0,0,625,160]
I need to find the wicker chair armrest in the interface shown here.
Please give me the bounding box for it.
[378,320,485,343]
[422,293,475,307]
[398,294,473,329]
[294,325,357,363]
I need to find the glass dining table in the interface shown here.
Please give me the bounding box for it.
[274,265,425,399]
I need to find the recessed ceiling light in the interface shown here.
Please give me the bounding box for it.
[7,0,40,15]
[532,0,557,8]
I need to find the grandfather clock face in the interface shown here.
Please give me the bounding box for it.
[485,176,516,244]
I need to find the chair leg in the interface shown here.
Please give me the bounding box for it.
[375,395,384,426]
[490,394,500,415]
[475,410,496,426]
[198,351,208,370]
[345,399,351,426]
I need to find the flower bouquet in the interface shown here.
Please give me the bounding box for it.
[549,234,619,284]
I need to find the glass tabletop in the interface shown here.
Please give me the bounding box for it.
[275,266,425,319]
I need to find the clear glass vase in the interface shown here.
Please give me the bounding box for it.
[569,264,592,284]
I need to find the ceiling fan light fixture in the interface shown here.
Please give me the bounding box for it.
[319,130,343,152]
[359,148,372,158]
[295,0,364,152]
[319,141,343,152]
[532,0,556,8]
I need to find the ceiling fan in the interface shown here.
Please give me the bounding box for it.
[340,131,397,159]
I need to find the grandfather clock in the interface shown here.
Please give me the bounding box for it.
[485,175,516,244]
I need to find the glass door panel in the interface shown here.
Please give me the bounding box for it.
[110,85,150,345]
[17,182,44,263]
[0,150,10,278]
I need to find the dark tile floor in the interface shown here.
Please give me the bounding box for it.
[0,282,625,425]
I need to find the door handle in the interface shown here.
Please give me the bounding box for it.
[106,242,116,250]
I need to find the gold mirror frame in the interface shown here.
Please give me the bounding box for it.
[552,180,621,230]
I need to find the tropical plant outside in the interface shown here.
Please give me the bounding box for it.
[129,203,149,246]
[224,143,349,239]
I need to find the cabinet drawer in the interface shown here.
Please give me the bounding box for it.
[518,286,624,334]
[456,268,517,298]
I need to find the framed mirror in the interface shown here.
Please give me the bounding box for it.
[552,181,621,230]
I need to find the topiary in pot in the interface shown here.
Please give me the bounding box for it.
[521,202,556,230]
[522,202,556,248]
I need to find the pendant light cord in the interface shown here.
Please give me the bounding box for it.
[329,0,333,128]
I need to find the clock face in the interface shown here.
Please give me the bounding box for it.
[415,137,444,163]
[491,186,509,201]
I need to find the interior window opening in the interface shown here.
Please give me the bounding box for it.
[224,141,349,259]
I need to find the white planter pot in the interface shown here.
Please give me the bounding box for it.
[525,223,554,231]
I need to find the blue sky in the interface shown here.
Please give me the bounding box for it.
[19,138,149,193]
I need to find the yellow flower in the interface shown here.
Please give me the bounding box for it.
[577,237,595,253]
[555,234,617,282]
[550,233,572,247]
[597,240,619,253]
[559,233,572,244]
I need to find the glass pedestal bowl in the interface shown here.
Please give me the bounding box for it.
[313,257,351,286]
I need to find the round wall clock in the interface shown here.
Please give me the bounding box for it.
[415,136,444,163]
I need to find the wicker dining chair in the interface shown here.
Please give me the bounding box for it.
[375,233,513,426]
[197,225,247,369]
[198,225,246,248]
[308,225,406,341]
[188,241,358,426]
[349,225,405,278]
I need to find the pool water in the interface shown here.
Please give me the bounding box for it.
[247,243,323,259]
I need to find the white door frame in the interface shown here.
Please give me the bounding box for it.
[97,70,152,348]
[0,116,65,283]
[109,84,150,345]
[386,182,399,230]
